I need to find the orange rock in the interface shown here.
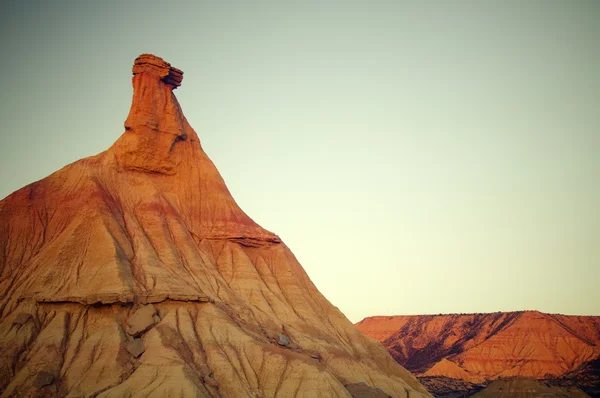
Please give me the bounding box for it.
[423,359,485,384]
[125,304,158,336]
[132,54,183,88]
[356,311,600,384]
[0,54,430,397]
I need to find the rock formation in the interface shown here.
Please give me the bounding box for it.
[132,54,183,88]
[356,311,600,396]
[0,54,431,397]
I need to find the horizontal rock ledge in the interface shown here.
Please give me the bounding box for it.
[132,53,183,88]
[20,294,214,306]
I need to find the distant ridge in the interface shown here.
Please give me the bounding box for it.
[356,311,600,396]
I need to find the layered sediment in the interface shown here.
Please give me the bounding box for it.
[357,312,600,396]
[0,55,430,397]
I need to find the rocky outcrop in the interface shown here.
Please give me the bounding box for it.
[356,312,600,396]
[125,304,159,336]
[133,53,183,88]
[0,54,430,397]
[113,54,191,174]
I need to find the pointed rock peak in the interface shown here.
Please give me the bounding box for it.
[0,53,433,398]
[108,55,280,244]
[111,54,194,174]
[133,54,183,89]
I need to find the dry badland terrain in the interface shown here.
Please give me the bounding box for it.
[357,311,600,397]
[0,54,431,397]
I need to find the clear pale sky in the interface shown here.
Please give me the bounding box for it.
[1,1,598,322]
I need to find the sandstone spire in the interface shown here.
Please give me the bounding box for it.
[0,55,431,397]
[112,54,190,174]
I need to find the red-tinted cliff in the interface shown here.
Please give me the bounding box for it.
[356,311,600,383]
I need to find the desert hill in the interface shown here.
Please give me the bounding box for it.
[0,54,431,397]
[356,311,600,396]
[472,377,589,398]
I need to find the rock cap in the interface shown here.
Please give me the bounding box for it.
[132,54,183,88]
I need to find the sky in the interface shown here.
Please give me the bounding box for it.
[0,1,598,323]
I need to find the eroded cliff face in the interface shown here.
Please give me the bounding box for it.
[356,312,600,390]
[0,54,431,398]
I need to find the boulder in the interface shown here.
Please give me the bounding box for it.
[13,313,31,325]
[277,333,291,346]
[32,371,54,388]
[125,338,145,358]
[126,304,157,336]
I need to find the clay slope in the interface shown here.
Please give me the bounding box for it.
[0,54,430,397]
[356,311,600,383]
[472,377,589,398]
[552,357,600,397]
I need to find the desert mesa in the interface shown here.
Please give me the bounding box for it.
[357,311,600,396]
